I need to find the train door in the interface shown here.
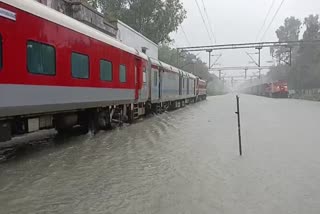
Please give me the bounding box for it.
[140,64,148,100]
[179,72,182,95]
[196,78,199,95]
[158,69,162,99]
[134,58,141,100]
[152,68,159,100]
[187,78,190,95]
[182,77,185,96]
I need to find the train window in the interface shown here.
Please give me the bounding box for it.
[154,71,158,86]
[143,67,146,83]
[100,60,112,81]
[0,34,2,70]
[119,64,126,83]
[27,41,56,75]
[72,52,89,79]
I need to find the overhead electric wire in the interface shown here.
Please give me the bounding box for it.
[255,0,277,41]
[200,0,216,43]
[194,0,213,44]
[260,0,286,41]
[180,25,191,46]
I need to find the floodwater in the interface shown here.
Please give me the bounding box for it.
[1,94,320,214]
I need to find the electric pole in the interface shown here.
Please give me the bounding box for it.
[207,49,213,70]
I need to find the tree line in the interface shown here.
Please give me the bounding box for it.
[158,45,212,81]
[268,15,320,90]
[87,0,218,91]
[87,0,186,44]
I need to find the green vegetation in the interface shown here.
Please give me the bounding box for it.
[88,0,225,95]
[268,15,320,90]
[159,45,225,95]
[87,0,186,44]
[158,45,211,81]
[207,76,226,96]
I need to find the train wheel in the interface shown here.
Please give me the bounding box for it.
[182,100,186,107]
[145,102,152,116]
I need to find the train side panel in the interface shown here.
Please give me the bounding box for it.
[0,0,208,142]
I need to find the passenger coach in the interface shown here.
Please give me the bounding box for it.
[0,0,207,142]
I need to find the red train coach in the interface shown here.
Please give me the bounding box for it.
[268,80,288,98]
[0,0,207,142]
[196,78,207,101]
[0,0,148,141]
[242,80,288,98]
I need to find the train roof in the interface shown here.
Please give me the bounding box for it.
[170,65,181,74]
[149,58,198,78]
[180,70,196,79]
[188,73,197,79]
[3,0,149,61]
[180,70,188,76]
[159,61,180,74]
[150,58,161,67]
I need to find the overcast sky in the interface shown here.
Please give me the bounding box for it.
[172,0,320,78]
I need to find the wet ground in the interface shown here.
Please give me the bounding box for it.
[1,94,320,214]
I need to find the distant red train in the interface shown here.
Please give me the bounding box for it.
[243,80,289,98]
[197,79,207,100]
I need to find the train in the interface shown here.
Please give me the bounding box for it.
[242,80,288,98]
[0,0,207,142]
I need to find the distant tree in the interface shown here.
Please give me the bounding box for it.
[88,0,186,44]
[158,45,179,67]
[268,17,301,88]
[268,15,320,90]
[158,45,213,81]
[270,16,302,62]
[302,15,320,40]
[158,45,226,95]
[266,65,289,82]
[86,0,99,9]
[207,76,226,96]
[87,0,127,19]
[294,15,320,89]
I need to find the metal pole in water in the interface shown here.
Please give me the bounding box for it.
[235,95,242,156]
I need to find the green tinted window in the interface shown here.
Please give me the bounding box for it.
[154,71,158,86]
[0,35,2,69]
[27,41,55,75]
[72,52,89,79]
[143,67,146,83]
[100,60,112,81]
[120,64,126,83]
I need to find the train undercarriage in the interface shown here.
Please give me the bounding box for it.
[0,97,204,143]
[269,92,289,98]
